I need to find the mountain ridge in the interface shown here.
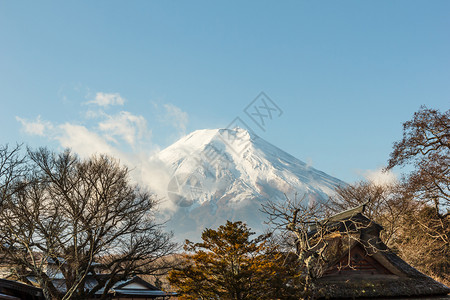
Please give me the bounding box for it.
[149,128,345,241]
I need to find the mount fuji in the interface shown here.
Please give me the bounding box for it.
[148,128,345,242]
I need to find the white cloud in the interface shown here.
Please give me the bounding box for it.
[16,115,53,136]
[54,123,174,211]
[56,123,118,158]
[137,156,174,211]
[85,109,102,119]
[16,92,190,214]
[162,103,188,135]
[86,92,125,107]
[364,168,398,187]
[98,111,150,147]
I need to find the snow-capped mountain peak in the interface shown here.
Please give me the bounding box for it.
[149,128,345,241]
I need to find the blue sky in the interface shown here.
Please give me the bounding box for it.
[0,0,449,183]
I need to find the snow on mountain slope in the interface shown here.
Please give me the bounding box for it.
[149,128,346,242]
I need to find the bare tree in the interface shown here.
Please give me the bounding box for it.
[261,195,330,298]
[327,181,414,247]
[385,106,450,284]
[262,194,384,299]
[0,144,28,279]
[0,144,27,206]
[0,148,177,300]
[387,105,449,212]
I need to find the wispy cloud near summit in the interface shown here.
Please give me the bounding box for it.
[364,168,398,187]
[86,92,126,107]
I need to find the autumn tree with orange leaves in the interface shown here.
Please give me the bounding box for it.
[168,221,300,300]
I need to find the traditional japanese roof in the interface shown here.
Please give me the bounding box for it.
[308,202,382,237]
[27,274,177,299]
[113,276,160,290]
[0,278,44,300]
[0,293,20,300]
[309,204,450,299]
[109,276,177,298]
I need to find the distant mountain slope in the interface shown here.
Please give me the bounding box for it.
[150,128,346,241]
